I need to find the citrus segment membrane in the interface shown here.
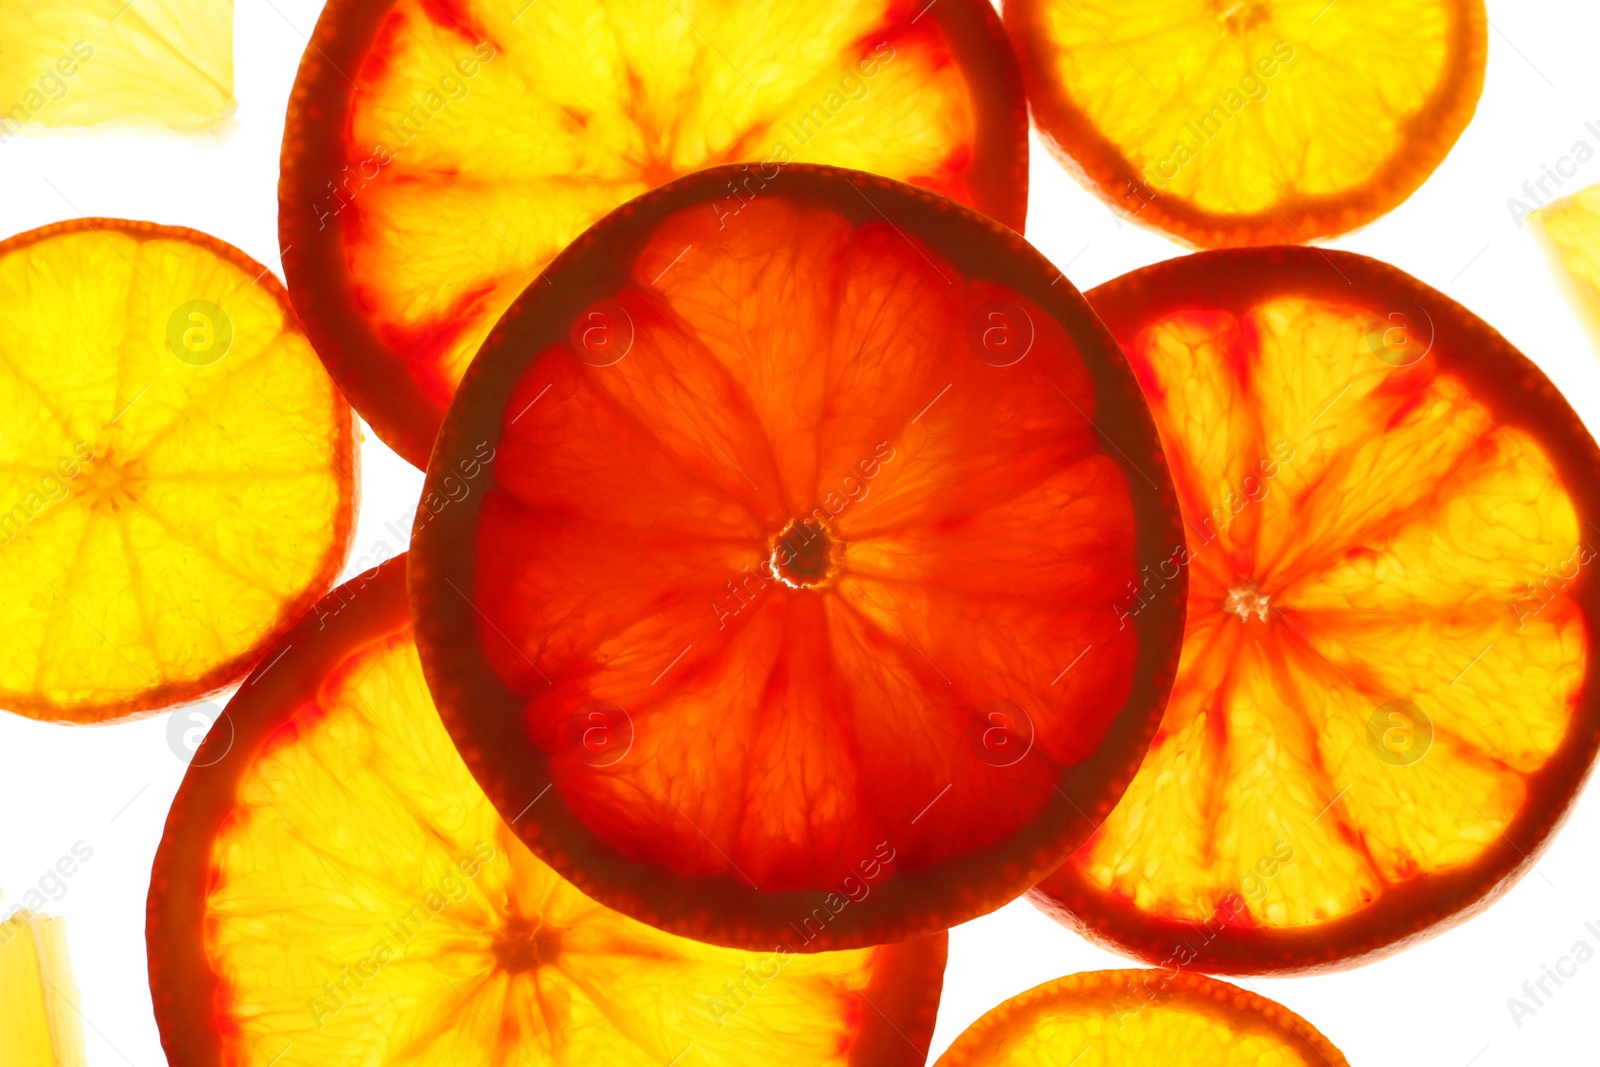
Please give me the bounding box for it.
[933,970,1348,1067]
[281,0,1029,466]
[147,557,946,1067]
[0,220,356,723]
[0,0,233,132]
[0,911,87,1067]
[1002,0,1485,246]
[1531,182,1600,352]
[1032,247,1600,972]
[411,164,1186,951]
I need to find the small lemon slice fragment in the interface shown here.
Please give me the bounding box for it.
[0,0,233,132]
[0,910,87,1067]
[1532,182,1600,352]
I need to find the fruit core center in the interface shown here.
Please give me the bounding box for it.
[770,518,840,590]
[78,447,133,506]
[1224,585,1271,622]
[493,914,563,973]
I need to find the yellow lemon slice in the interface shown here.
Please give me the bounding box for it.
[0,910,87,1067]
[0,219,356,723]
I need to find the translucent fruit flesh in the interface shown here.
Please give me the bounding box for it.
[1002,0,1486,246]
[281,0,1030,466]
[147,559,946,1067]
[0,910,87,1067]
[0,220,356,723]
[933,970,1348,1067]
[1531,182,1600,352]
[1032,247,1600,972]
[0,0,233,131]
[411,165,1186,951]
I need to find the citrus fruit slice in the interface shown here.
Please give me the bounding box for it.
[0,219,356,724]
[1031,246,1600,973]
[1531,182,1600,351]
[147,556,948,1067]
[0,0,233,132]
[410,163,1187,952]
[0,910,87,1067]
[280,0,1030,467]
[1002,0,1486,247]
[934,969,1348,1066]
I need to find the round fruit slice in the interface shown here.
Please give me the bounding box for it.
[1003,0,1485,247]
[1031,247,1600,973]
[0,219,355,724]
[934,969,1348,1066]
[147,556,947,1067]
[411,163,1187,952]
[280,0,1030,467]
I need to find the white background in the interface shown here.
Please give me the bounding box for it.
[1,2,1598,1064]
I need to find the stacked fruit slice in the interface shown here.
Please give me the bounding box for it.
[148,557,948,1067]
[1030,247,1600,973]
[280,0,1031,466]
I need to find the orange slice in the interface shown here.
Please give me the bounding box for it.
[0,910,86,1067]
[0,0,234,132]
[934,969,1348,1066]
[1031,246,1600,972]
[1003,0,1486,247]
[146,555,947,1067]
[280,0,1030,466]
[0,220,356,724]
[1530,181,1600,352]
[410,163,1187,952]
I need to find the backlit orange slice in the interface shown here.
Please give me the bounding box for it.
[410,163,1187,952]
[1003,0,1486,247]
[0,220,355,724]
[1031,247,1600,972]
[147,556,947,1067]
[280,0,1030,467]
[934,969,1348,1066]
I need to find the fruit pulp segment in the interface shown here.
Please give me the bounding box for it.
[204,626,904,1067]
[1532,183,1600,352]
[1029,0,1453,213]
[476,194,1142,892]
[0,911,86,1067]
[340,0,984,398]
[0,227,350,719]
[1073,295,1585,926]
[947,1001,1314,1066]
[0,0,233,129]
